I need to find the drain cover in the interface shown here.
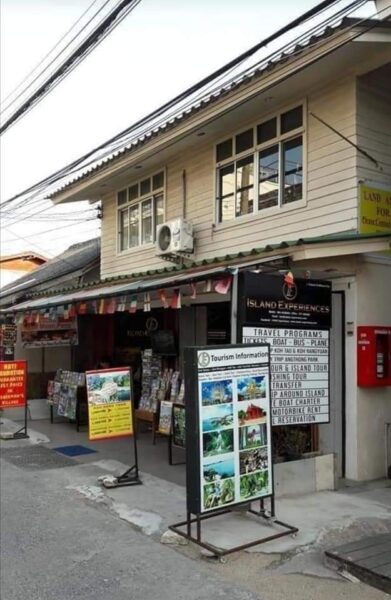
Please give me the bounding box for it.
[1,445,77,470]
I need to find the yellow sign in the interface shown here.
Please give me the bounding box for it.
[88,401,133,441]
[85,368,133,441]
[359,184,391,234]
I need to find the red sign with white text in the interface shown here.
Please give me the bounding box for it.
[0,360,27,408]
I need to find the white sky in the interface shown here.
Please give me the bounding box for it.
[0,0,376,264]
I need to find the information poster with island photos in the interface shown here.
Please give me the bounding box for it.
[184,345,272,515]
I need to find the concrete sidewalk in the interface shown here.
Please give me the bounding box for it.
[2,417,390,599]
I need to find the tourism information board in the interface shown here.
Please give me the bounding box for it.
[239,273,331,426]
[242,328,329,425]
[85,367,133,441]
[0,360,27,409]
[185,345,272,515]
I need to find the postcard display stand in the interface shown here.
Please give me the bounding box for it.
[47,370,87,431]
[169,344,298,557]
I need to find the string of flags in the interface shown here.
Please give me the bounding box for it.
[16,276,233,323]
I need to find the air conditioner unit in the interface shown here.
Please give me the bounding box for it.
[156,218,194,256]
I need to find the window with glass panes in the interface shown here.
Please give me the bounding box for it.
[117,171,165,251]
[216,105,303,222]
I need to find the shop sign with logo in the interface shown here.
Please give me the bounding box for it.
[239,273,331,426]
[359,183,391,234]
[184,344,272,514]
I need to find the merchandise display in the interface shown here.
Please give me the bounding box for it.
[47,369,86,420]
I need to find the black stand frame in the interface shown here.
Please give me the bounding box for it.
[102,404,142,489]
[12,400,29,439]
[169,496,298,557]
[168,434,186,466]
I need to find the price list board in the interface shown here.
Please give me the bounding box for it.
[242,327,329,426]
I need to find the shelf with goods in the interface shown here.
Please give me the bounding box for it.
[47,369,87,430]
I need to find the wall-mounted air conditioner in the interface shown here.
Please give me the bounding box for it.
[156,218,194,256]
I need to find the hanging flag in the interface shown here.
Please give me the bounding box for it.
[158,289,169,308]
[98,298,106,314]
[171,288,181,309]
[49,307,57,320]
[129,295,138,314]
[68,304,76,318]
[214,276,232,295]
[189,283,197,299]
[78,302,87,315]
[204,279,212,293]
[116,296,126,312]
[34,312,40,325]
[16,313,24,326]
[284,271,295,287]
[143,292,151,312]
[63,304,69,319]
[106,298,117,314]
[57,305,64,318]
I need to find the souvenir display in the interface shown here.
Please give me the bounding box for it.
[158,401,173,435]
[172,403,186,448]
[47,370,86,420]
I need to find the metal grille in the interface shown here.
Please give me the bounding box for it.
[1,445,77,470]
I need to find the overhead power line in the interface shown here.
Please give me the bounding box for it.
[0,0,346,208]
[0,0,104,110]
[0,0,142,136]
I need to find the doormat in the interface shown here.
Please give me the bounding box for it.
[53,445,97,457]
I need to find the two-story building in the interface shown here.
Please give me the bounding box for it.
[6,13,391,484]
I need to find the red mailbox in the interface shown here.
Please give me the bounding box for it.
[357,326,391,387]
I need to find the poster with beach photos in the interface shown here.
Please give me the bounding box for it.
[185,344,272,514]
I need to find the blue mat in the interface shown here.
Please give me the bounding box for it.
[53,445,97,457]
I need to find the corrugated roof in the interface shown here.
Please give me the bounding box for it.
[48,17,383,201]
[0,237,100,300]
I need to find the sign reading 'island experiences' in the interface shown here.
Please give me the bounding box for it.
[240,273,331,426]
[185,345,272,515]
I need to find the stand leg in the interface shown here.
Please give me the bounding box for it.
[50,404,54,424]
[168,434,173,465]
[187,512,191,538]
[12,400,29,439]
[196,514,201,543]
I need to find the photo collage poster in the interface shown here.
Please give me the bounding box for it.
[197,346,272,513]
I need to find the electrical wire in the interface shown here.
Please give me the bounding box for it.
[0,0,142,135]
[0,0,347,207]
[0,0,104,109]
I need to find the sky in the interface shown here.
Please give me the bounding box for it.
[0,0,376,267]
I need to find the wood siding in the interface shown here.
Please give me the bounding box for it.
[101,78,359,278]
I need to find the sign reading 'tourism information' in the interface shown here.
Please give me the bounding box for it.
[242,328,329,425]
[185,345,272,515]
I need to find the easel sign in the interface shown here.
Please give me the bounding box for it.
[0,360,29,439]
[85,367,141,487]
[169,345,297,556]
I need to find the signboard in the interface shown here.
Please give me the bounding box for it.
[0,323,17,346]
[85,367,133,441]
[242,327,329,425]
[0,360,27,408]
[359,183,391,234]
[158,400,173,435]
[239,273,331,426]
[21,315,78,348]
[185,345,272,515]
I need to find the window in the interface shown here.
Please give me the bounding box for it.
[216,105,304,223]
[117,171,165,251]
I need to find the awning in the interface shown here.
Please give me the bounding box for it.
[2,265,233,313]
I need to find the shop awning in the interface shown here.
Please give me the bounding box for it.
[2,265,234,313]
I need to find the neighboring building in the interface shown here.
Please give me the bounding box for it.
[0,252,47,289]
[4,15,391,482]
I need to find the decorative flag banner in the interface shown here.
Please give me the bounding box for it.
[63,305,69,319]
[34,312,40,325]
[16,314,24,326]
[106,298,117,314]
[190,283,197,299]
[78,302,87,315]
[204,279,212,293]
[69,304,77,318]
[0,360,27,409]
[50,307,57,320]
[117,296,126,312]
[284,271,295,287]
[214,276,232,295]
[143,293,151,312]
[85,367,133,441]
[129,296,138,314]
[158,289,169,308]
[171,289,181,309]
[98,298,106,314]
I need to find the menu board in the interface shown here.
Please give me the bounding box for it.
[85,367,133,441]
[242,327,329,426]
[185,345,272,515]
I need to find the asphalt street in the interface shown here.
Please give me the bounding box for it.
[0,450,260,600]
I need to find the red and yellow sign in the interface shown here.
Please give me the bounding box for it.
[0,360,27,408]
[85,368,133,441]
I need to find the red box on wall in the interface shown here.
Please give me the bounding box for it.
[357,326,391,387]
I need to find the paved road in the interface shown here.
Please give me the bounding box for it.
[0,450,259,600]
